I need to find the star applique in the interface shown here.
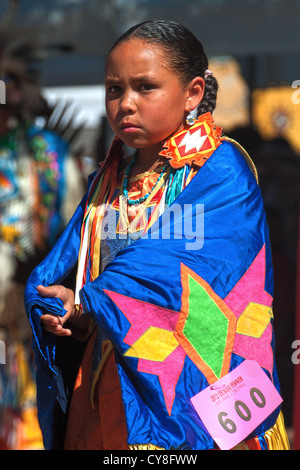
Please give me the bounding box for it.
[103,244,273,415]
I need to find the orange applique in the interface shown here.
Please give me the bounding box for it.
[160,112,222,169]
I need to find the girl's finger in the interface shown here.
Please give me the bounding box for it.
[37,285,59,298]
[40,314,72,336]
[40,314,60,325]
[41,321,72,336]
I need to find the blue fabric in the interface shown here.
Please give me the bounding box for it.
[24,193,87,449]
[25,140,281,449]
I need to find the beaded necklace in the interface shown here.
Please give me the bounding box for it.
[122,152,169,205]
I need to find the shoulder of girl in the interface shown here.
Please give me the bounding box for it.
[220,136,259,184]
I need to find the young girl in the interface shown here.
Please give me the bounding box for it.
[25,20,290,450]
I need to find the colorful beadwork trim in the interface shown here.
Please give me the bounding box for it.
[160,112,222,169]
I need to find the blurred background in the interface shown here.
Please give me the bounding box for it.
[0,0,299,450]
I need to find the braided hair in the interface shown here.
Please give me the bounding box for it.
[109,19,219,116]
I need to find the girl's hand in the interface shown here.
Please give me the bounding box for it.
[37,284,75,336]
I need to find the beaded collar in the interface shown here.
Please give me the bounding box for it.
[121,112,222,205]
[122,153,169,205]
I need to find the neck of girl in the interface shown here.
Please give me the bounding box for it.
[130,143,167,177]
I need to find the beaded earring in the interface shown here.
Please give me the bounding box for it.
[186,102,196,126]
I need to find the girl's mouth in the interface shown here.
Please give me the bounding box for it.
[120,122,140,133]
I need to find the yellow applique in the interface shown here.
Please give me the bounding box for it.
[237,303,273,338]
[124,326,179,362]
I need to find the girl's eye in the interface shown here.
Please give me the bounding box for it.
[108,85,121,93]
[140,83,154,92]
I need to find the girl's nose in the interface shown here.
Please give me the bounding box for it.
[118,91,136,114]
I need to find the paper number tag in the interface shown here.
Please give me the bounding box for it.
[190,360,282,450]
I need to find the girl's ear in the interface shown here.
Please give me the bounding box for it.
[185,77,205,113]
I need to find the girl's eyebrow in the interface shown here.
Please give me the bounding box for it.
[131,75,154,82]
[105,74,155,84]
[105,77,120,84]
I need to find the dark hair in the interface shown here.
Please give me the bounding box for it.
[109,19,218,116]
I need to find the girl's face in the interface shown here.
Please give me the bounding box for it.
[105,39,193,155]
